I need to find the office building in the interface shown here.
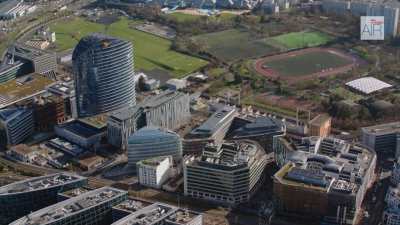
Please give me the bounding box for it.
[0,173,87,225]
[32,94,68,131]
[393,161,400,186]
[184,140,268,206]
[361,122,400,157]
[47,80,77,119]
[383,185,400,225]
[226,116,286,152]
[137,155,173,189]
[184,105,237,154]
[107,104,145,150]
[9,187,128,225]
[273,136,376,225]
[6,43,57,77]
[0,0,36,20]
[0,60,25,84]
[128,127,182,168]
[73,34,136,117]
[144,90,190,130]
[0,107,34,147]
[55,120,106,149]
[112,202,203,225]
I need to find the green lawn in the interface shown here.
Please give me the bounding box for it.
[50,17,208,78]
[269,31,333,50]
[264,51,351,77]
[193,29,278,62]
[164,12,237,23]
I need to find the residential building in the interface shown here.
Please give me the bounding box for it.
[9,187,127,225]
[144,90,190,130]
[73,34,136,117]
[361,122,400,156]
[183,105,237,154]
[0,107,34,148]
[107,104,145,150]
[273,136,376,225]
[128,127,182,169]
[137,155,173,189]
[308,114,332,137]
[0,173,87,225]
[55,120,106,149]
[184,140,268,206]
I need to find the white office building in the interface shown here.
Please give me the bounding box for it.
[137,155,173,189]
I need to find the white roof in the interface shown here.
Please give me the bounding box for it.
[345,77,392,94]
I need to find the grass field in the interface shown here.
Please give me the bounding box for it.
[193,29,278,62]
[164,12,237,22]
[269,31,333,50]
[50,17,208,78]
[264,51,351,77]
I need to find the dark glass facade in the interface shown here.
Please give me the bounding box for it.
[72,34,136,117]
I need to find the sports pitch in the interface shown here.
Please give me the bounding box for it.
[254,48,358,82]
[192,29,278,62]
[269,31,333,50]
[50,17,208,78]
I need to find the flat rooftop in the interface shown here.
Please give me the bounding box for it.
[190,106,236,138]
[144,90,186,108]
[10,187,127,225]
[113,198,152,213]
[112,203,178,225]
[0,173,86,195]
[362,121,400,135]
[309,114,331,126]
[0,73,54,108]
[58,120,105,138]
[138,156,171,167]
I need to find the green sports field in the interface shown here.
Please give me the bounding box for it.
[192,29,278,62]
[269,31,333,50]
[50,17,208,78]
[264,51,351,77]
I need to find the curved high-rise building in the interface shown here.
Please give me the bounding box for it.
[127,127,182,167]
[72,34,136,117]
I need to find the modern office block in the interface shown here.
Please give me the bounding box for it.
[184,140,268,206]
[184,105,237,154]
[273,136,376,225]
[361,122,400,156]
[54,120,106,149]
[383,186,400,225]
[0,107,34,147]
[0,173,87,225]
[137,155,173,189]
[128,127,182,168]
[107,104,145,150]
[9,187,127,225]
[144,90,190,131]
[73,34,136,117]
[308,114,332,137]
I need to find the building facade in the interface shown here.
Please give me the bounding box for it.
[128,127,182,168]
[0,173,87,225]
[361,122,400,156]
[73,34,136,117]
[137,155,173,189]
[0,107,34,148]
[184,141,268,206]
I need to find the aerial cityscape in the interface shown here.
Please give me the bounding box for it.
[0,0,399,224]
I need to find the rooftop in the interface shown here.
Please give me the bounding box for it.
[57,120,105,138]
[362,121,400,135]
[0,107,30,122]
[144,90,187,108]
[0,73,54,109]
[138,155,172,167]
[113,198,152,213]
[112,203,178,225]
[346,77,392,95]
[189,106,237,138]
[0,173,86,195]
[10,187,127,225]
[309,114,331,126]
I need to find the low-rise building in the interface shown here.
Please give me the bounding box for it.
[55,120,106,150]
[7,144,36,162]
[78,153,106,171]
[137,155,173,189]
[166,78,187,90]
[184,140,268,206]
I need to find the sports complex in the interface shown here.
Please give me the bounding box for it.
[254,48,362,83]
